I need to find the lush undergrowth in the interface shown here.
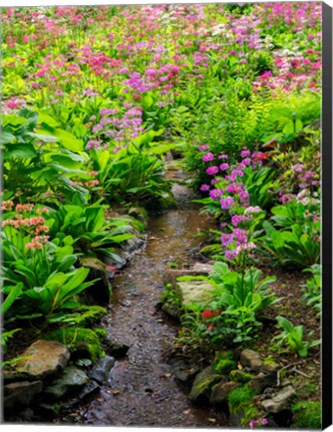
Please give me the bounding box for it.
[1,3,321,427]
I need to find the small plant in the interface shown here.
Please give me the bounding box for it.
[272,316,321,357]
[292,401,321,429]
[302,264,321,316]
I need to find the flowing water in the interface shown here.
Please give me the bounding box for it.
[67,184,229,427]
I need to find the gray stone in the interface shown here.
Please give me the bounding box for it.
[44,366,89,398]
[188,366,221,402]
[261,385,296,414]
[77,379,100,400]
[170,359,200,383]
[90,355,115,384]
[240,349,263,371]
[16,340,70,379]
[4,380,43,410]
[106,341,130,358]
[248,372,277,393]
[210,381,242,405]
[175,280,215,307]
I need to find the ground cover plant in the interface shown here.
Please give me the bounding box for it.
[1,2,322,428]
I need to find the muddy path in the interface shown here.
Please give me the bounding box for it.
[64,184,228,427]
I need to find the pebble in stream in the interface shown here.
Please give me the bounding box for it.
[65,185,228,427]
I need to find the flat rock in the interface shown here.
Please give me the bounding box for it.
[4,380,43,410]
[163,263,213,288]
[44,366,89,399]
[240,349,263,371]
[210,381,241,405]
[261,385,296,414]
[175,280,215,307]
[188,366,221,402]
[17,340,70,380]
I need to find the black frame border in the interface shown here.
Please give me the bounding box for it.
[322,2,333,429]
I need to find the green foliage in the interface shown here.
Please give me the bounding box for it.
[261,219,320,268]
[301,264,321,316]
[272,316,321,357]
[229,370,254,384]
[47,202,134,260]
[228,384,256,414]
[292,401,321,429]
[213,351,236,374]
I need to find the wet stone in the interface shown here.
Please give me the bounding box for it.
[44,366,89,399]
[90,355,116,384]
[16,340,70,380]
[248,372,277,393]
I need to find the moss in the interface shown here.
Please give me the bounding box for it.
[44,327,105,363]
[228,384,256,414]
[229,370,254,383]
[292,401,321,429]
[214,359,237,375]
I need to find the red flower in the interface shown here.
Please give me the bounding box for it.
[255,152,270,161]
[201,309,220,319]
[107,265,119,273]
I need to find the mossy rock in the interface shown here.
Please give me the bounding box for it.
[292,401,321,429]
[188,366,221,402]
[229,370,254,384]
[44,328,105,364]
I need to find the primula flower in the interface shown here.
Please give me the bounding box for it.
[240,149,251,158]
[202,152,214,162]
[206,166,219,175]
[200,184,210,192]
[199,144,209,151]
[220,196,234,210]
[209,189,223,200]
[219,163,229,171]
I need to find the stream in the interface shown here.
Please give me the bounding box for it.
[65,183,229,427]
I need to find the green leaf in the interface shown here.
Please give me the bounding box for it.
[53,129,84,152]
[1,283,23,315]
[3,115,28,127]
[282,120,295,135]
[295,119,303,133]
[4,143,37,159]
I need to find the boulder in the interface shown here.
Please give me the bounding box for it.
[44,366,89,399]
[175,280,215,307]
[240,349,263,371]
[188,366,221,402]
[4,380,43,410]
[90,355,115,384]
[261,385,296,414]
[106,341,130,358]
[210,381,242,405]
[17,340,70,380]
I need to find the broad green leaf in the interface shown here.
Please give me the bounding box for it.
[4,143,37,159]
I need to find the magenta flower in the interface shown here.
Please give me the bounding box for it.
[241,150,251,158]
[220,163,229,171]
[209,189,223,200]
[202,152,214,162]
[206,166,219,175]
[220,196,234,210]
[200,184,210,192]
[199,144,209,151]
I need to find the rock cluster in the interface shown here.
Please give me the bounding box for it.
[3,339,119,421]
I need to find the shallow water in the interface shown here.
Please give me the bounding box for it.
[67,185,228,427]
